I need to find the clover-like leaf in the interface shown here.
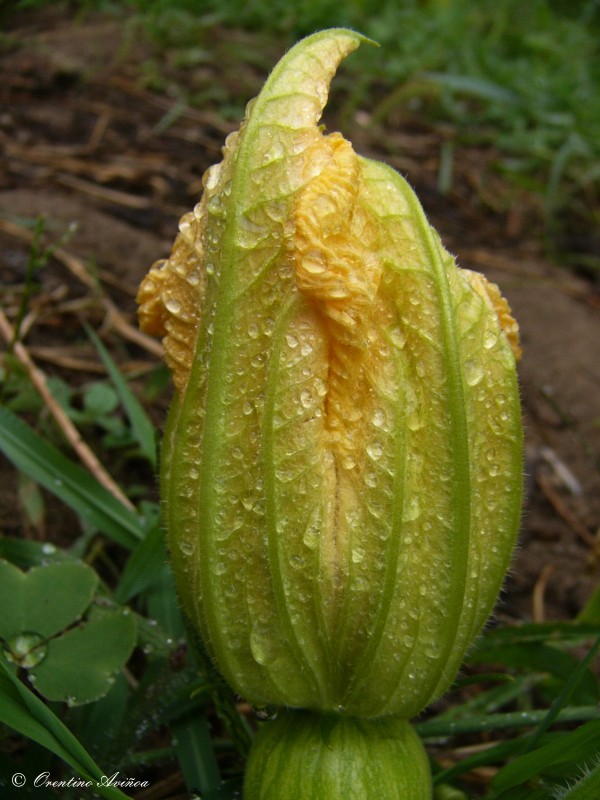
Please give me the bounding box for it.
[0,559,98,643]
[30,607,137,706]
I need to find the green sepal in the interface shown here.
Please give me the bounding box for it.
[244,710,432,800]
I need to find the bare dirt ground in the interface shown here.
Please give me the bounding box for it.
[2,8,600,627]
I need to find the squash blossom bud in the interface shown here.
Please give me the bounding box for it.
[138,28,522,796]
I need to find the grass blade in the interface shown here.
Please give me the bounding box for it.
[0,406,143,549]
[171,709,221,796]
[115,524,167,603]
[492,720,600,793]
[0,658,131,800]
[86,327,157,467]
[415,706,599,738]
[524,632,600,752]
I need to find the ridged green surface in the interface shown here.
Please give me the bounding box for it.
[244,711,432,800]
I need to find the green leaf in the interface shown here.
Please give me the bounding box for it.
[171,709,221,795]
[492,720,600,792]
[74,673,131,764]
[0,406,144,549]
[87,327,157,467]
[420,71,523,105]
[469,642,599,705]
[0,537,71,569]
[415,706,599,738]
[0,559,97,640]
[0,658,131,800]
[31,607,137,705]
[18,472,46,530]
[524,632,600,752]
[146,565,186,640]
[433,737,522,786]
[114,524,167,604]
[476,621,600,648]
[83,382,120,417]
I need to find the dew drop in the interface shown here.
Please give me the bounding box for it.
[423,641,441,659]
[366,441,384,461]
[303,507,321,550]
[314,377,327,397]
[303,250,326,274]
[165,297,182,315]
[389,326,406,349]
[351,547,365,564]
[372,409,386,428]
[300,389,313,409]
[286,333,299,349]
[208,194,224,216]
[204,164,222,190]
[464,359,485,386]
[403,496,421,522]
[242,494,255,511]
[262,140,284,164]
[179,540,194,556]
[483,329,498,349]
[250,626,277,666]
[365,471,377,488]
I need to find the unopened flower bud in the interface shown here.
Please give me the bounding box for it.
[138,28,522,723]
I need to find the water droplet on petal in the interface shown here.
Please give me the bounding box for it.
[366,441,384,461]
[483,329,498,349]
[165,297,182,315]
[403,496,421,522]
[300,389,313,408]
[372,409,386,428]
[464,359,485,386]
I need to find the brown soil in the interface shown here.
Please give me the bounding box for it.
[2,8,600,628]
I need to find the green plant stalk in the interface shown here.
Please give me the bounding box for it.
[138,28,523,798]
